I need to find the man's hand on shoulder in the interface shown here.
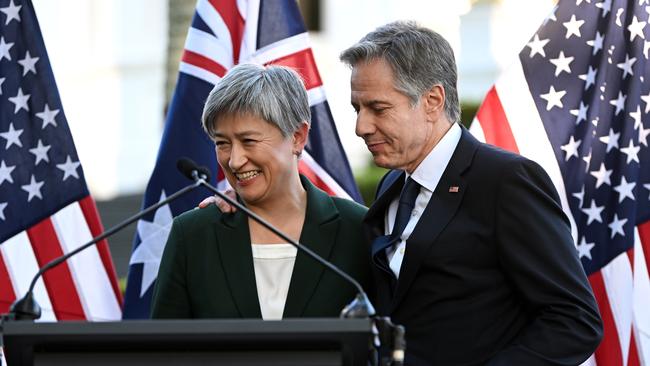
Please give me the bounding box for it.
[197,190,238,213]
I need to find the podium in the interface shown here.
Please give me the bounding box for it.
[2,318,373,366]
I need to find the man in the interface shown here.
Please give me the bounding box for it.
[339,21,602,365]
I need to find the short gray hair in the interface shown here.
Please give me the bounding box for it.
[201,63,311,139]
[340,21,460,124]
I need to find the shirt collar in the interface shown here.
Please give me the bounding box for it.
[407,122,462,192]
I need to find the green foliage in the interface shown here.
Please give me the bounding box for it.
[354,163,388,206]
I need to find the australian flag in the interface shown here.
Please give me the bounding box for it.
[122,0,361,318]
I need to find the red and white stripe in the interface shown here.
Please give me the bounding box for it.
[471,60,650,365]
[0,196,122,321]
[178,0,348,201]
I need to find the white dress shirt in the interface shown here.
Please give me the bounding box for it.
[251,243,298,320]
[384,122,462,277]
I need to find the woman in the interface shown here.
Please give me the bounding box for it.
[151,63,371,320]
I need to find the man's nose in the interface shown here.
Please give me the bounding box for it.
[355,111,374,137]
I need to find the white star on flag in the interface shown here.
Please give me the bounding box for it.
[527,34,550,58]
[599,128,620,152]
[0,36,13,61]
[550,51,575,76]
[639,125,650,146]
[0,160,15,185]
[609,91,627,115]
[8,88,30,113]
[608,214,627,238]
[596,0,612,17]
[21,175,44,202]
[582,199,605,225]
[641,92,650,112]
[56,156,81,181]
[586,32,604,55]
[35,104,59,129]
[0,202,7,221]
[28,139,51,165]
[561,135,582,161]
[573,186,585,207]
[620,140,640,164]
[570,101,589,124]
[540,85,566,110]
[613,176,636,203]
[630,106,642,130]
[129,192,173,297]
[628,15,647,41]
[616,54,636,78]
[590,162,613,188]
[579,66,597,90]
[576,237,595,259]
[17,50,39,76]
[644,184,650,200]
[0,122,23,148]
[0,0,21,25]
[563,15,585,38]
[0,77,5,95]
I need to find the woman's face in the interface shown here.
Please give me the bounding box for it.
[213,113,304,207]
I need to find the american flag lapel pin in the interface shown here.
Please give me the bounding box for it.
[449,186,459,193]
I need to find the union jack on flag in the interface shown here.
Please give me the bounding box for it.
[471,0,650,364]
[122,0,361,318]
[0,0,122,321]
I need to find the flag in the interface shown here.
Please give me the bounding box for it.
[0,0,122,321]
[122,0,362,319]
[471,0,650,364]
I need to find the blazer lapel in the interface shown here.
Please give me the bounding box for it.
[213,210,262,318]
[391,127,478,312]
[283,176,339,317]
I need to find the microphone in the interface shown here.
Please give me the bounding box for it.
[179,158,375,318]
[5,160,209,321]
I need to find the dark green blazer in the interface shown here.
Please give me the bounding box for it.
[151,176,371,319]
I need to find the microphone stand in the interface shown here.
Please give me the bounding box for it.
[187,169,404,365]
[191,173,375,318]
[4,179,203,321]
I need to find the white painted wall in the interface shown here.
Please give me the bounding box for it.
[33,0,167,199]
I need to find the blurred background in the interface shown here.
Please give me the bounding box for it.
[31,0,555,281]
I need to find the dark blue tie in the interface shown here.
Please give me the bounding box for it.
[371,177,421,268]
[389,177,420,244]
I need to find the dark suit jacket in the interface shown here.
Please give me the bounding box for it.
[152,175,371,319]
[364,127,602,365]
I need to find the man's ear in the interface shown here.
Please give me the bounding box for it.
[292,122,310,152]
[424,84,446,117]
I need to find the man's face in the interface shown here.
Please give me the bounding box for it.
[350,58,436,173]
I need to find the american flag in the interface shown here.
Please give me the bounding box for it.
[122,0,362,318]
[0,0,122,320]
[471,0,650,364]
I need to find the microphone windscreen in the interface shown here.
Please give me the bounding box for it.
[197,165,212,181]
[176,158,199,180]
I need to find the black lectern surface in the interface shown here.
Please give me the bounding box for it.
[2,318,373,366]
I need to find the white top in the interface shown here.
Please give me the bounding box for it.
[384,122,462,277]
[251,243,298,320]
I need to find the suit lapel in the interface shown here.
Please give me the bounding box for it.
[214,210,262,318]
[391,127,478,311]
[364,171,405,244]
[283,176,339,317]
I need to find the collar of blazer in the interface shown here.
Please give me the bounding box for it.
[365,125,481,312]
[213,174,341,318]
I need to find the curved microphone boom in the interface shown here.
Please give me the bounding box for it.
[180,158,376,318]
[7,160,209,321]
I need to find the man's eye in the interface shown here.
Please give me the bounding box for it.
[243,139,257,145]
[215,141,229,147]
